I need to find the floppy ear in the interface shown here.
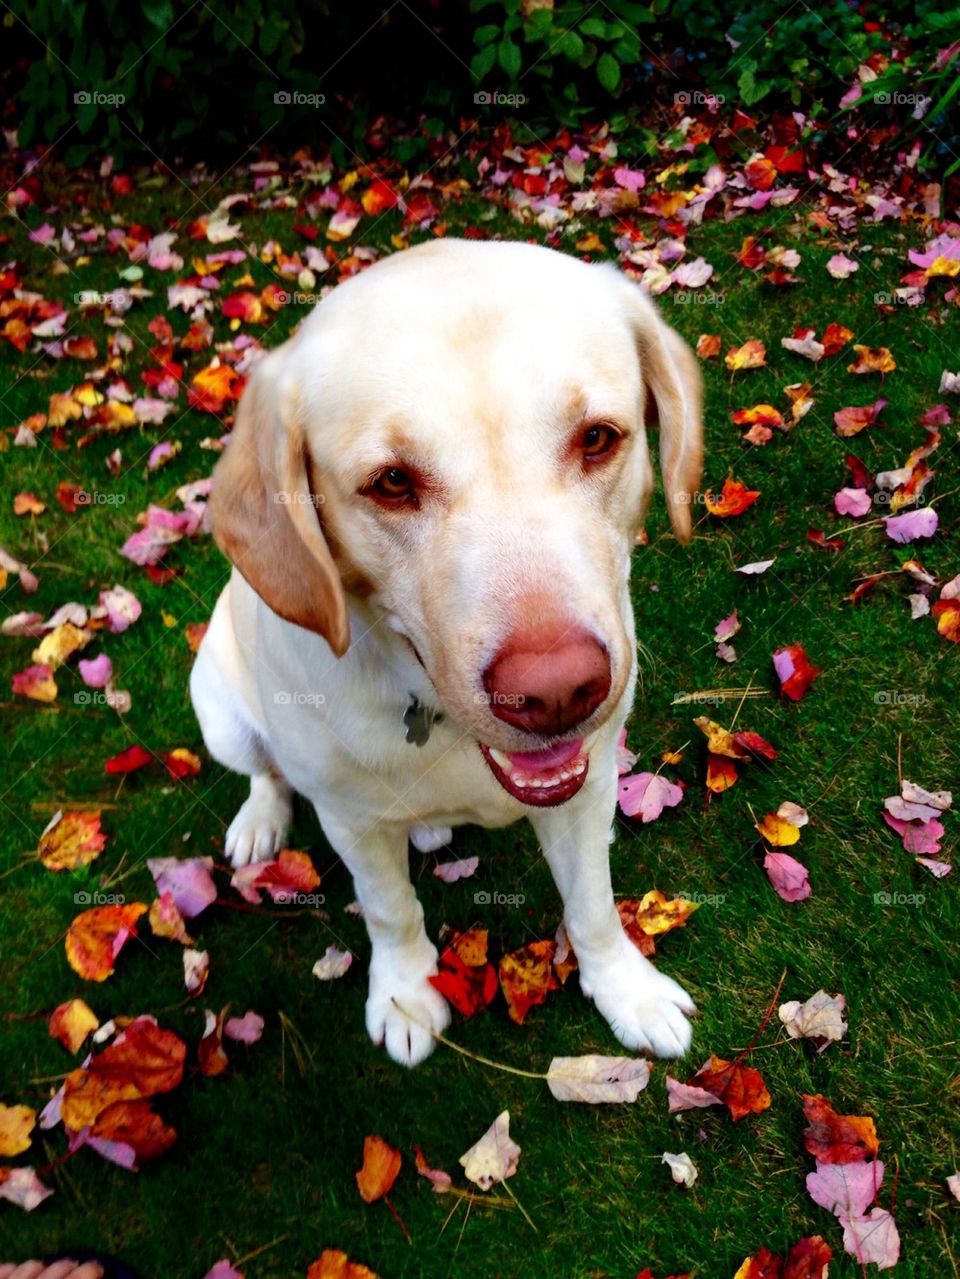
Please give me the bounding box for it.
[627,287,704,543]
[208,349,350,655]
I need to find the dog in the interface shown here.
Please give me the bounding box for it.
[190,238,703,1066]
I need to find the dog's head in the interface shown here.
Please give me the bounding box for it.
[210,240,702,806]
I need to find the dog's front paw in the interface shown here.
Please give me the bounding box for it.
[366,947,451,1067]
[224,781,292,867]
[583,944,695,1059]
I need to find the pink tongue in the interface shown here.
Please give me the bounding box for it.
[506,738,583,774]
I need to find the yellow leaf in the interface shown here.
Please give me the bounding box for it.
[49,998,100,1052]
[755,811,801,847]
[38,809,107,871]
[0,1103,36,1156]
[632,889,700,935]
[32,622,91,671]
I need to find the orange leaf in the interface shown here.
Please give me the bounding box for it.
[90,1099,177,1164]
[13,491,45,515]
[932,598,960,642]
[631,889,700,935]
[65,903,148,981]
[725,340,766,371]
[356,1135,401,1203]
[12,663,58,703]
[704,478,761,517]
[188,362,242,414]
[694,717,750,759]
[755,812,801,847]
[90,1019,186,1096]
[499,940,559,1023]
[706,753,739,793]
[691,1055,771,1121]
[821,323,853,356]
[307,1250,380,1279]
[163,747,202,779]
[429,928,498,1017]
[696,333,721,359]
[731,404,783,430]
[801,1093,879,1163]
[62,1068,141,1131]
[38,810,107,870]
[49,998,99,1053]
[616,900,656,956]
[847,344,896,375]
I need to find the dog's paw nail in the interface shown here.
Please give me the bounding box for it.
[224,790,291,867]
[366,978,451,1068]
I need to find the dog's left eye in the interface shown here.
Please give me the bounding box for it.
[579,422,621,461]
[366,466,418,506]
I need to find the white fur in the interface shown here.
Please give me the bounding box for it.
[190,239,699,1066]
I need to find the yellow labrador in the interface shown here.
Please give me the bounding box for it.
[190,238,703,1066]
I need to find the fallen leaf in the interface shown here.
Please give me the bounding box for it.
[499,940,559,1023]
[662,1151,698,1186]
[429,928,498,1016]
[618,771,684,822]
[689,1055,772,1121]
[802,1094,879,1163]
[764,850,812,902]
[725,340,766,370]
[313,944,354,981]
[0,1103,36,1156]
[847,345,896,375]
[306,1251,380,1279]
[66,903,149,981]
[356,1134,401,1203]
[779,991,847,1051]
[38,809,107,870]
[705,478,761,517]
[772,643,820,700]
[459,1111,520,1190]
[49,998,99,1053]
[546,1055,651,1103]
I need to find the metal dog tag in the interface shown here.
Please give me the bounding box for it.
[403,696,438,747]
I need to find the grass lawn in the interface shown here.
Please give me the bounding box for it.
[1,147,958,1279]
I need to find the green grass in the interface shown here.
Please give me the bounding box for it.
[1,168,958,1279]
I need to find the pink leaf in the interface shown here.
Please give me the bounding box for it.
[618,772,683,823]
[433,856,479,883]
[764,850,811,901]
[884,508,938,543]
[665,1076,724,1114]
[834,487,872,517]
[224,1011,264,1044]
[147,856,217,919]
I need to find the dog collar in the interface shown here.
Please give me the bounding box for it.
[403,695,441,746]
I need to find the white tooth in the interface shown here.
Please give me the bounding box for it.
[559,769,572,781]
[489,748,511,770]
[572,761,585,776]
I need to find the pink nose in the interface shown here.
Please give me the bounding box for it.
[483,623,611,737]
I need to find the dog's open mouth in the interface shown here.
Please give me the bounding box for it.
[479,736,591,807]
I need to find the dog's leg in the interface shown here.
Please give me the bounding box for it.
[529,766,695,1059]
[190,637,292,867]
[319,816,450,1066]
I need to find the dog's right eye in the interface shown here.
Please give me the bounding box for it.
[365,466,418,507]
